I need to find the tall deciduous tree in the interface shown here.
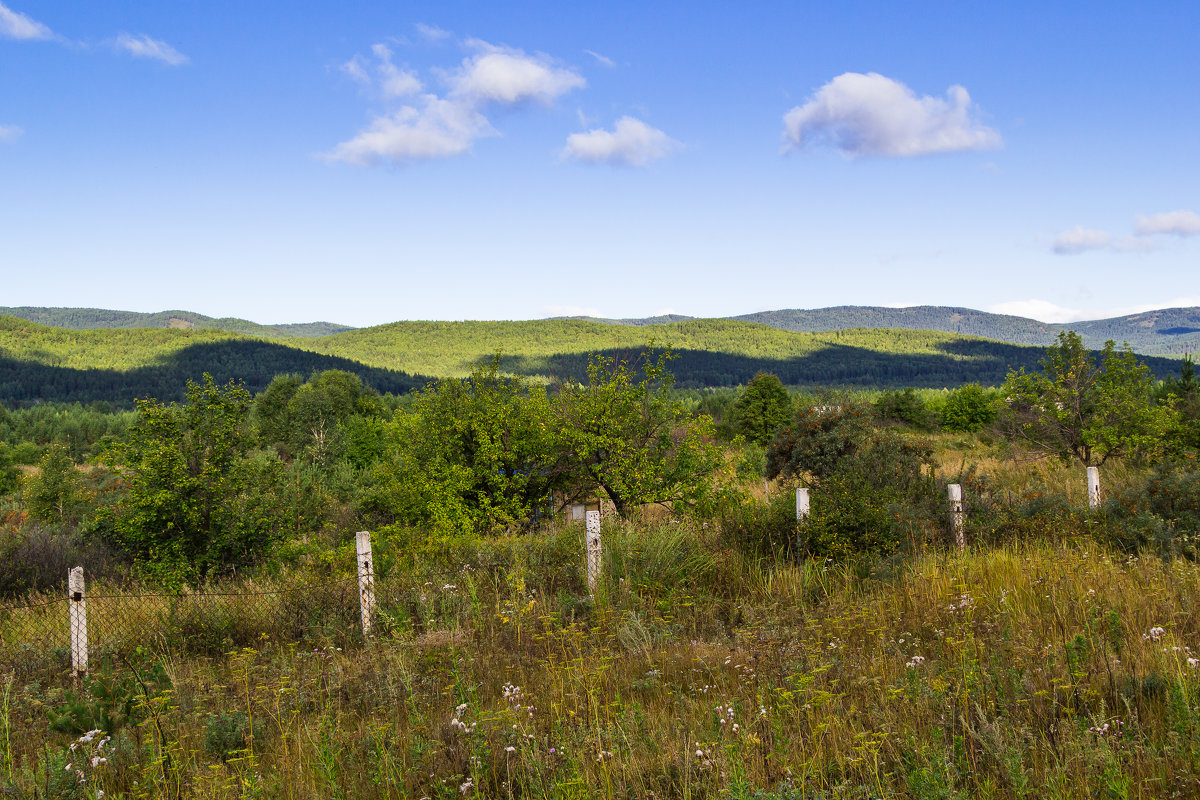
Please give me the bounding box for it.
[369,358,559,534]
[1000,332,1171,466]
[104,374,282,577]
[551,351,729,518]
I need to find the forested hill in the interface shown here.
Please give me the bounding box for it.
[294,318,1181,390]
[0,316,422,407]
[731,306,1200,355]
[1,315,1183,407]
[11,304,1200,355]
[0,307,353,338]
[571,306,1200,356]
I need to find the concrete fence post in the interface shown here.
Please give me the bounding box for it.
[1087,466,1101,509]
[795,487,810,522]
[356,530,376,637]
[586,510,602,596]
[948,484,965,550]
[68,567,87,676]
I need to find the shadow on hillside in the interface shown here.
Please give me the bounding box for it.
[0,339,430,407]
[490,340,1043,389]
[490,338,1180,389]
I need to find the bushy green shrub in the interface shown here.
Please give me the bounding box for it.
[1101,460,1200,558]
[941,383,999,432]
[875,389,937,429]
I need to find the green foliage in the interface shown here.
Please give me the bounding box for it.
[368,359,559,535]
[1101,460,1200,558]
[551,351,731,518]
[23,444,84,524]
[0,442,20,496]
[103,374,285,579]
[875,388,936,429]
[1001,331,1173,465]
[765,404,939,557]
[766,404,873,484]
[203,711,264,761]
[731,372,792,445]
[940,383,998,432]
[797,432,939,558]
[254,369,385,466]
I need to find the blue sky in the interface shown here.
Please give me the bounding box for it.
[2,1,1198,326]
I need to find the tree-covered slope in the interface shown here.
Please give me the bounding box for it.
[584,305,1200,355]
[296,318,1181,388]
[0,307,354,338]
[0,316,421,406]
[1,314,1183,407]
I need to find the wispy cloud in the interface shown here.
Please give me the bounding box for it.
[325,96,494,166]
[583,49,615,68]
[1050,209,1200,255]
[0,2,52,40]
[782,72,1001,158]
[1135,210,1200,237]
[989,297,1200,323]
[327,37,585,167]
[112,33,188,66]
[562,116,679,166]
[415,23,450,43]
[0,123,23,143]
[1051,226,1112,255]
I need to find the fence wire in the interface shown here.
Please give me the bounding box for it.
[0,572,394,677]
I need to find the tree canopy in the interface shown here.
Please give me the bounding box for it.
[1000,332,1172,466]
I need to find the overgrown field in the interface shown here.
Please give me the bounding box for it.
[5,524,1200,799]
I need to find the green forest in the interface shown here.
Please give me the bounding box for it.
[1,313,1185,407]
[9,303,1200,354]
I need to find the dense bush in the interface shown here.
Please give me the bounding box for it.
[940,383,999,432]
[1101,460,1200,558]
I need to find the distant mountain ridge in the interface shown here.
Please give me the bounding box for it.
[0,307,353,338]
[564,306,1200,356]
[6,304,1199,355]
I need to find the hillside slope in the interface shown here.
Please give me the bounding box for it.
[0,307,353,338]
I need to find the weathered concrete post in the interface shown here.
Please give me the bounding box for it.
[356,530,377,637]
[948,484,965,550]
[1087,466,1101,509]
[586,510,602,596]
[68,567,87,675]
[796,487,810,522]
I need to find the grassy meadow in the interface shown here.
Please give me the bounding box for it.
[4,505,1200,799]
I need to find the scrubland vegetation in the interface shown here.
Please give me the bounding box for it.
[1,334,1199,798]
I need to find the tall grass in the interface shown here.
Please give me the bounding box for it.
[3,519,1200,798]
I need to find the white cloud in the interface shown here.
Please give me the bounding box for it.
[340,55,371,85]
[415,23,450,42]
[328,37,584,167]
[986,300,1084,323]
[113,33,188,66]
[0,2,52,40]
[583,49,615,68]
[1135,210,1200,237]
[324,95,494,166]
[782,72,1002,158]
[371,44,421,97]
[562,116,679,166]
[449,41,585,105]
[1051,226,1112,255]
[988,297,1200,323]
[0,124,22,143]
